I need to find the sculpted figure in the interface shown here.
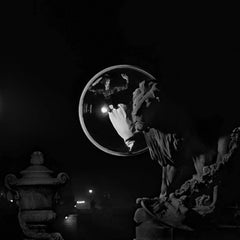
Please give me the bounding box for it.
[108,79,240,230]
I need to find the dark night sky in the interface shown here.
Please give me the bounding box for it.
[0,1,240,203]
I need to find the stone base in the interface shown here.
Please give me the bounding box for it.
[135,221,240,240]
[136,220,174,240]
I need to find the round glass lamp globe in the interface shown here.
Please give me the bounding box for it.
[78,64,157,157]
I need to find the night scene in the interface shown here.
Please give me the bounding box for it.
[1,1,240,240]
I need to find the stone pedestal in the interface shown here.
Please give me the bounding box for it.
[134,206,240,240]
[134,206,174,240]
[136,220,174,240]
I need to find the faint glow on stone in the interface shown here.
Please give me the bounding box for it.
[63,214,77,229]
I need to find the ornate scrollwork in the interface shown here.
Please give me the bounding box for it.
[4,174,18,190]
[56,172,69,185]
[4,174,20,203]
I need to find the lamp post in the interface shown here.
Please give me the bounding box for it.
[4,151,69,240]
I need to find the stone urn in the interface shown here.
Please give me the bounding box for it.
[4,151,69,240]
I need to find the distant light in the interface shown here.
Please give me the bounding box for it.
[77,200,85,204]
[10,199,13,202]
[101,106,108,114]
[89,189,93,194]
[74,204,77,208]
[63,214,77,227]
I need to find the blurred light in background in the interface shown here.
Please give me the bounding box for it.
[63,214,77,230]
[101,105,108,114]
[88,189,93,194]
[75,199,90,209]
[0,191,5,198]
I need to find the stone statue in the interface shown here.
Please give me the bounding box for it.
[108,79,240,232]
[78,65,240,239]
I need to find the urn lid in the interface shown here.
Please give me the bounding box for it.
[16,151,66,186]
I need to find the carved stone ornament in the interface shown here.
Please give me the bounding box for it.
[4,151,69,240]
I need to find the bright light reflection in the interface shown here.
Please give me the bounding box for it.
[101,106,108,114]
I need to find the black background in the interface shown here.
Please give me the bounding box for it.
[0,1,240,207]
